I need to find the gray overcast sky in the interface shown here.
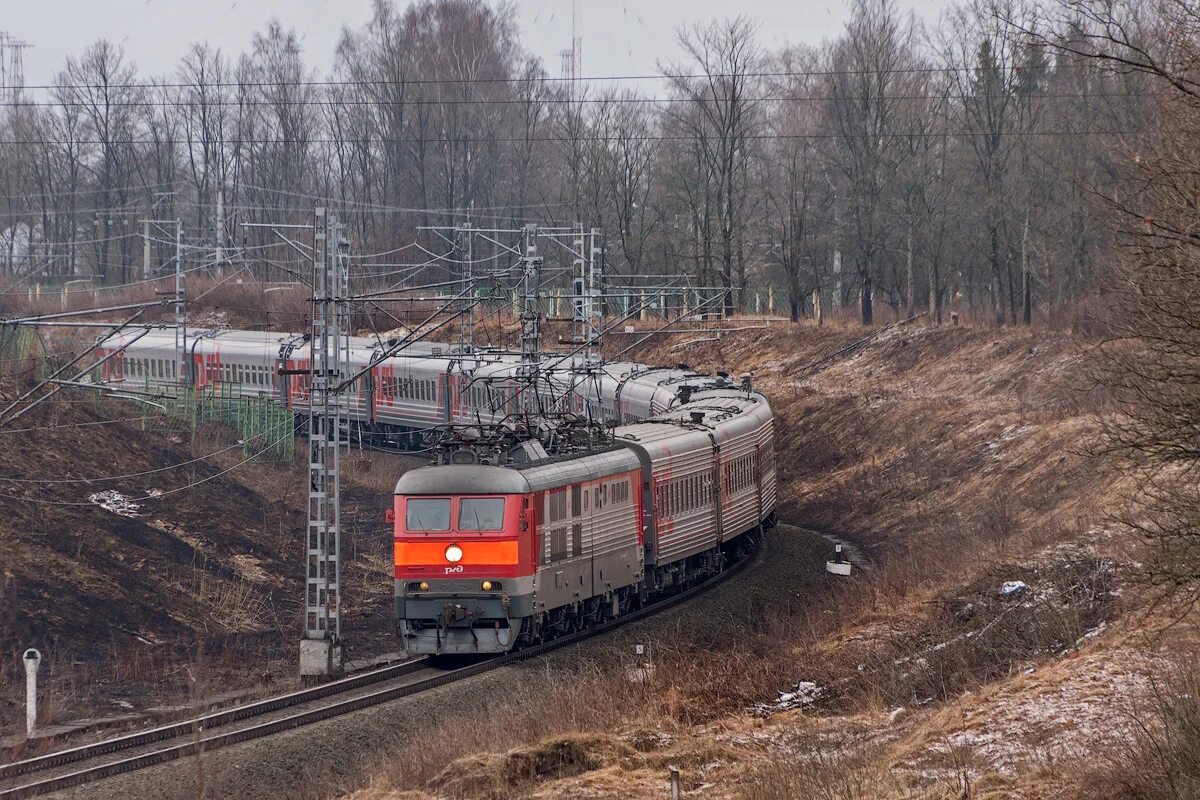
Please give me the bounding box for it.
[8,0,953,87]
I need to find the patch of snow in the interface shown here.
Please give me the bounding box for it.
[999,580,1029,597]
[1002,424,1037,441]
[87,490,140,517]
[983,423,1039,460]
[752,681,824,716]
[1076,621,1107,645]
[626,665,656,683]
[621,730,674,750]
[919,650,1161,778]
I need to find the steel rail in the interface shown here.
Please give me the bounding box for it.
[0,658,435,781]
[0,533,764,800]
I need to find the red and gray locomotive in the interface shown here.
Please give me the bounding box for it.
[392,373,777,654]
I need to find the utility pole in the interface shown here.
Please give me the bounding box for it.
[300,207,346,679]
[174,219,187,384]
[215,187,225,275]
[588,226,604,364]
[142,200,151,280]
[0,33,31,105]
[570,223,587,348]
[567,225,605,364]
[558,1,581,100]
[518,223,542,416]
[457,222,474,353]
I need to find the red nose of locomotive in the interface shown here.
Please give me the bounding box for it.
[392,492,531,578]
[392,465,536,655]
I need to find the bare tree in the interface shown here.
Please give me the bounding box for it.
[179,44,231,245]
[60,40,141,282]
[826,0,912,325]
[763,45,831,322]
[603,91,660,279]
[0,0,1144,324]
[1021,0,1200,598]
[662,17,763,316]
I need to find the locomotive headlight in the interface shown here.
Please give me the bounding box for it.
[445,544,464,563]
[418,581,430,591]
[481,580,493,591]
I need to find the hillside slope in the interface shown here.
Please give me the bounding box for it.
[0,391,408,732]
[338,319,1144,800]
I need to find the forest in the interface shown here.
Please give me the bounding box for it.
[0,0,1163,324]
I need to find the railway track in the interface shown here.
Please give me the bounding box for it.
[0,534,764,800]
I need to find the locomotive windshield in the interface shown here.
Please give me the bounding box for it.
[459,497,505,531]
[406,498,451,531]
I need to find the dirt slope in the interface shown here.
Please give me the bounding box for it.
[336,319,1144,800]
[0,391,409,732]
[0,318,1148,798]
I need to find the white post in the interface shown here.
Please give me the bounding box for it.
[143,215,151,280]
[23,648,41,739]
[176,220,186,384]
[215,187,225,275]
[833,249,842,308]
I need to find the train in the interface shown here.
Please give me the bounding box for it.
[94,328,778,654]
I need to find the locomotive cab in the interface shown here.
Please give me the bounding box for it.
[393,465,536,655]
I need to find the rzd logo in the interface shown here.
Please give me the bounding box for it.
[443,565,464,575]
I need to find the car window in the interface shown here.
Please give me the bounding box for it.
[459,497,505,531]
[406,498,451,531]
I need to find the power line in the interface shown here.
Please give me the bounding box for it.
[0,415,294,505]
[0,129,1148,147]
[0,423,273,482]
[0,89,1154,110]
[0,412,160,435]
[0,192,575,222]
[0,61,1126,93]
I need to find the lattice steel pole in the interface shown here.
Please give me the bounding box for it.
[174,219,187,384]
[588,227,604,364]
[457,223,474,353]
[300,207,344,678]
[518,224,542,415]
[570,223,587,347]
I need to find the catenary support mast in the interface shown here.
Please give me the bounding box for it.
[300,207,347,678]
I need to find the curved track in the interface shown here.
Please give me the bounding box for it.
[0,534,763,800]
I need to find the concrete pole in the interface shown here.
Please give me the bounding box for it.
[833,249,842,308]
[23,649,40,739]
[176,220,187,384]
[215,187,225,276]
[142,204,151,280]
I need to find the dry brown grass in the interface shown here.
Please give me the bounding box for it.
[736,751,958,800]
[1076,659,1200,800]
[360,662,641,791]
[0,305,1144,799]
[429,733,638,800]
[313,321,1141,800]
